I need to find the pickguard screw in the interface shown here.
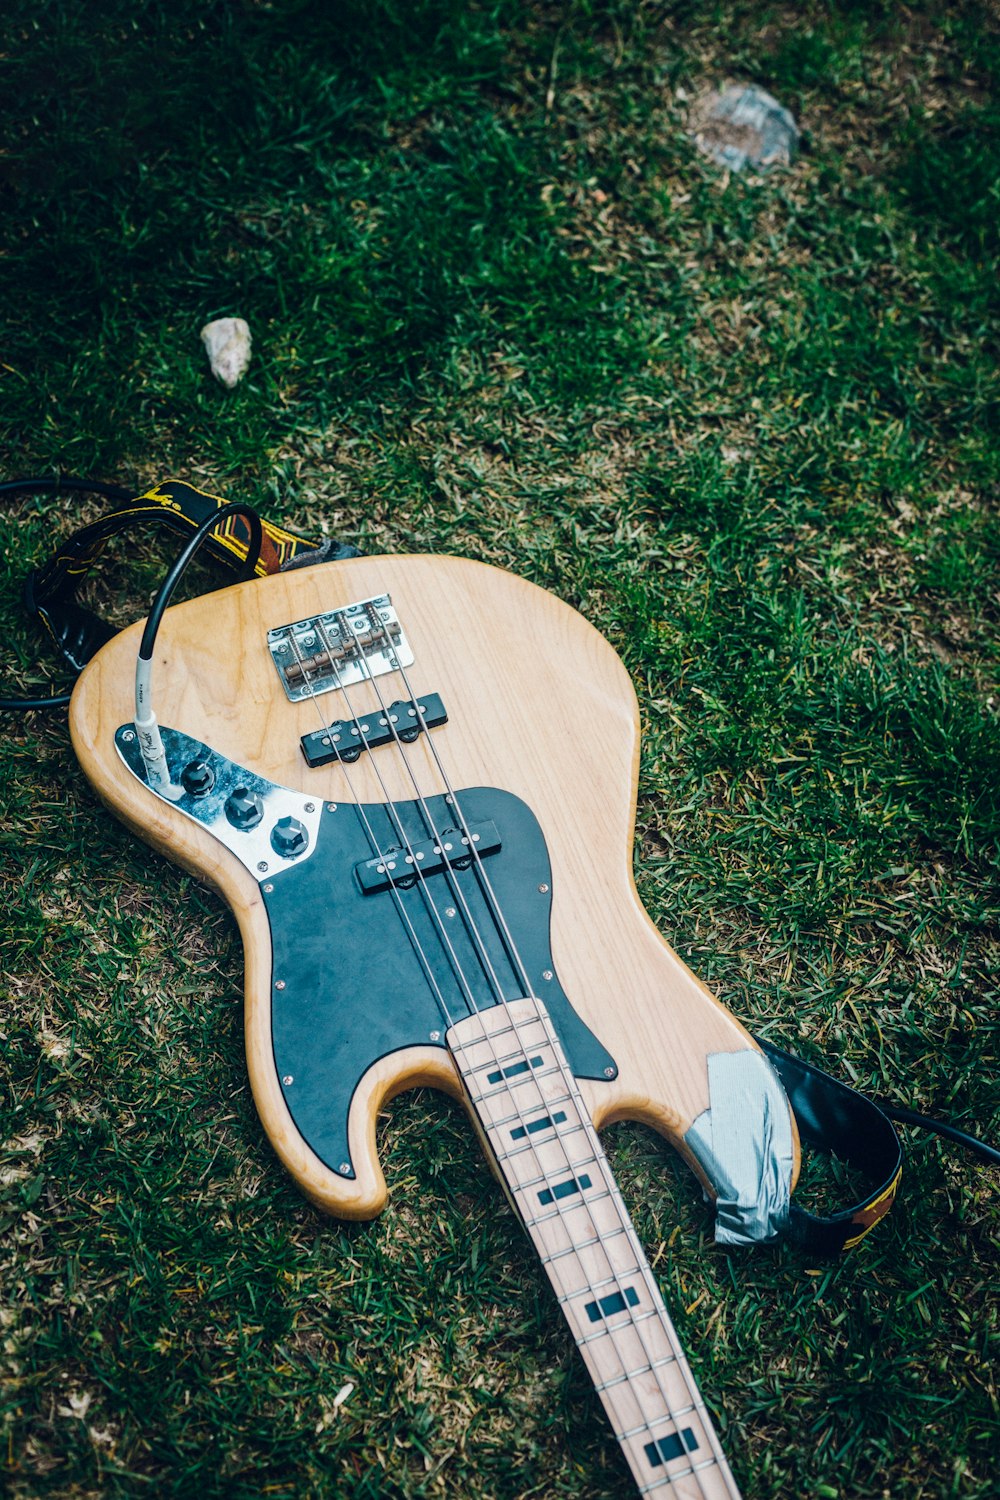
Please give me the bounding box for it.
[263,882,274,894]
[283,1075,294,1086]
[339,1162,350,1174]
[604,1067,615,1079]
[538,883,550,894]
[121,729,135,743]
[445,907,457,918]
[275,980,286,991]
[429,1031,441,1042]
[304,802,315,813]
[542,969,553,981]
[257,861,269,872]
[327,803,337,813]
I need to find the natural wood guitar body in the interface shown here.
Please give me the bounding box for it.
[70,553,799,1220]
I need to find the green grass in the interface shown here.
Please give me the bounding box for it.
[2,1,998,1497]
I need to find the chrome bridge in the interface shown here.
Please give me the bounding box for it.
[267,593,414,702]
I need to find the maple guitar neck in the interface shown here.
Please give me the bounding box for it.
[449,998,741,1499]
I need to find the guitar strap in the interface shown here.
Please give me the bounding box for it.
[24,478,359,674]
[757,1041,902,1255]
[21,477,903,1255]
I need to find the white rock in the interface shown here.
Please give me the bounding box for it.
[689,84,799,173]
[200,317,252,388]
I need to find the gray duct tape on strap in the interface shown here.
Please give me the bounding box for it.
[683,1050,794,1245]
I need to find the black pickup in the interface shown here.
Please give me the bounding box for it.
[300,692,447,768]
[354,819,502,894]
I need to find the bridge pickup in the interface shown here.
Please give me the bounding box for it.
[355,820,501,895]
[300,693,448,768]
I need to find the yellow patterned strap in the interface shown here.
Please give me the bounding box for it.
[132,480,321,575]
[841,1170,903,1250]
[758,1040,903,1256]
[26,478,355,672]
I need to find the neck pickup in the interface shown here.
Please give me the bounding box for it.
[301,692,447,767]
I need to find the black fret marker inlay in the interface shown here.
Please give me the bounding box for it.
[538,1173,592,1206]
[584,1285,641,1323]
[511,1110,567,1141]
[487,1055,543,1085]
[643,1428,700,1468]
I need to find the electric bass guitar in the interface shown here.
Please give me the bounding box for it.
[70,551,801,1498]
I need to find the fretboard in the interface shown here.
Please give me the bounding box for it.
[447,998,741,1500]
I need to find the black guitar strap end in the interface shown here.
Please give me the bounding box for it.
[757,1039,904,1256]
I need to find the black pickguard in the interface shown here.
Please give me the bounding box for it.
[262,787,616,1176]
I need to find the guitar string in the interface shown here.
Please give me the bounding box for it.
[346,609,731,1498]
[291,610,724,1496]
[313,608,726,1499]
[286,629,464,1028]
[335,610,534,1011]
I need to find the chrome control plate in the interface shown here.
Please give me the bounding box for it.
[115,725,323,880]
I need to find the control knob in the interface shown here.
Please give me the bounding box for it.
[270,815,309,859]
[269,816,308,864]
[181,760,215,796]
[225,786,264,829]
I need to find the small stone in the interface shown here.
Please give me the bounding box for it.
[689,84,799,173]
[200,316,252,388]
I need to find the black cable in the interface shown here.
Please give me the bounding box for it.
[0,475,135,503]
[0,691,73,710]
[137,501,264,663]
[879,1102,1000,1166]
[0,475,138,709]
[0,478,263,710]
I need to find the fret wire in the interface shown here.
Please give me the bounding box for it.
[491,1123,589,1160]
[458,1020,519,1048]
[500,1159,600,1194]
[539,1226,632,1264]
[520,1186,615,1228]
[532,1226,644,1278]
[576,1307,662,1346]
[464,1052,563,1083]
[469,1067,567,1102]
[619,1417,700,1444]
[553,1270,644,1307]
[483,1098,575,1131]
[636,1456,724,1494]
[596,1369,688,1398]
